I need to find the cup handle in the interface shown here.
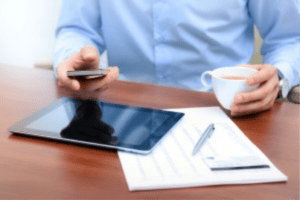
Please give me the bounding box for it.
[201,71,213,88]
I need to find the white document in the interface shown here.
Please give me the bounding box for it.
[118,107,287,191]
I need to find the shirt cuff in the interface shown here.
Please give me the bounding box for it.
[273,61,293,91]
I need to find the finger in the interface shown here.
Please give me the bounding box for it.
[56,45,100,91]
[86,67,119,91]
[231,101,266,117]
[64,45,99,71]
[79,45,99,70]
[234,75,279,104]
[57,62,80,90]
[246,65,277,86]
[231,86,279,116]
[239,64,263,71]
[231,96,275,117]
[78,67,119,91]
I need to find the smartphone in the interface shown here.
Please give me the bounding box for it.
[67,69,108,78]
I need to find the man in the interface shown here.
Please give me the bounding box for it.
[54,0,299,116]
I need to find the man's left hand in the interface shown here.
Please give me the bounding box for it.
[230,64,280,116]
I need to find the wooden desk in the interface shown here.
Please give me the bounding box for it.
[0,65,299,199]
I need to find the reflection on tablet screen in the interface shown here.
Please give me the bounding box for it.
[11,98,184,154]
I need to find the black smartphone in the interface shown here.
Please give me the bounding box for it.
[67,69,109,78]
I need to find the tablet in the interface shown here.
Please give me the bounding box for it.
[8,98,184,154]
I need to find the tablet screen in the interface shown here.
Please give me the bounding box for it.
[9,98,184,154]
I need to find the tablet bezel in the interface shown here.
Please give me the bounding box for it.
[8,98,184,154]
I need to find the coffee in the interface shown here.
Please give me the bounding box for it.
[201,66,259,109]
[221,75,246,80]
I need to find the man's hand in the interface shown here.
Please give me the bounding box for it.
[230,64,280,116]
[57,45,119,92]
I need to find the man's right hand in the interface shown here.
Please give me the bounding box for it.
[57,45,119,92]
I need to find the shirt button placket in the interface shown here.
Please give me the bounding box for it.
[153,0,170,84]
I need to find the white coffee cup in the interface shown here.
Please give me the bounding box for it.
[201,66,259,110]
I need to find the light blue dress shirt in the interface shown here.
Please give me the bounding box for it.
[54,0,299,91]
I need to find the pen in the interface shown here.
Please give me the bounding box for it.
[192,123,215,156]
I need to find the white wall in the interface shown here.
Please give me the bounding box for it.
[0,0,61,68]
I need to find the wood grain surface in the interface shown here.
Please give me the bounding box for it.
[0,65,299,199]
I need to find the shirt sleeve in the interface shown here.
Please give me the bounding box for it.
[53,0,105,75]
[248,0,300,90]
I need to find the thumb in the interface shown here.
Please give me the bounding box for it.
[79,45,100,69]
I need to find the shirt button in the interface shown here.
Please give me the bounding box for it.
[155,32,166,42]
